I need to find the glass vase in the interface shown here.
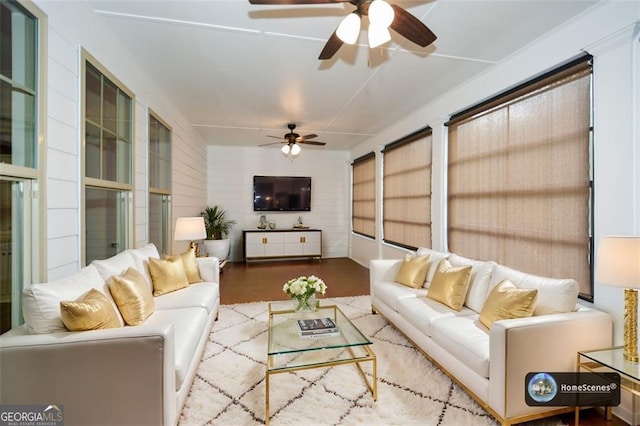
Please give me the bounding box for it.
[292,293,317,312]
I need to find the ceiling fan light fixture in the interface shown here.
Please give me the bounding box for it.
[281,144,290,155]
[368,23,391,48]
[336,12,361,45]
[291,143,301,156]
[368,0,394,28]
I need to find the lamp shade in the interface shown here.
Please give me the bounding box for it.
[368,23,391,48]
[368,0,394,28]
[174,217,206,241]
[291,144,301,156]
[596,236,640,288]
[336,12,361,45]
[281,144,290,155]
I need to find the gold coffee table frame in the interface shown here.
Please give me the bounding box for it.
[266,301,377,425]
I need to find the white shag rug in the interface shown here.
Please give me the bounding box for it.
[179,296,565,426]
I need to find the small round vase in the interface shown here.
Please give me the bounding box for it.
[292,293,317,312]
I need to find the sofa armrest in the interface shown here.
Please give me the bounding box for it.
[369,259,403,294]
[196,256,220,283]
[488,307,613,419]
[0,324,177,426]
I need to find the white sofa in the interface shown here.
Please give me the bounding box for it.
[370,248,613,426]
[0,243,220,426]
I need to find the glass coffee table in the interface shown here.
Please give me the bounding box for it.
[266,301,377,425]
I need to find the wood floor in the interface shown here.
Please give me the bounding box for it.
[219,257,626,426]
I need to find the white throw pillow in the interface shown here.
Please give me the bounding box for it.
[129,243,161,290]
[90,250,137,282]
[415,247,450,287]
[448,254,496,313]
[22,265,124,334]
[489,264,578,315]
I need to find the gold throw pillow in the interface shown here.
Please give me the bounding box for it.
[426,259,472,311]
[394,254,430,289]
[108,267,155,326]
[60,288,122,331]
[479,280,538,329]
[148,257,189,296]
[165,249,202,284]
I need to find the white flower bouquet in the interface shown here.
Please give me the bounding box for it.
[283,275,327,311]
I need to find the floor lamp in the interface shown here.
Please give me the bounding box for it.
[174,217,207,257]
[596,236,640,362]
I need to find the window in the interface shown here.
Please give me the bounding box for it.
[351,152,375,239]
[0,0,44,332]
[382,127,433,250]
[82,52,134,264]
[148,112,171,255]
[446,55,593,300]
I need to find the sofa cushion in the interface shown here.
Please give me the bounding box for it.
[154,282,219,314]
[416,247,449,287]
[22,265,124,334]
[149,257,189,296]
[129,243,161,290]
[394,254,430,289]
[143,307,208,390]
[398,296,476,337]
[448,254,496,313]
[479,280,538,328]
[91,250,137,282]
[426,259,472,311]
[107,267,155,326]
[372,281,427,311]
[489,264,578,315]
[430,315,490,378]
[60,288,122,331]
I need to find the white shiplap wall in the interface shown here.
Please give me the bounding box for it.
[37,0,207,280]
[207,145,350,262]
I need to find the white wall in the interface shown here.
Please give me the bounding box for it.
[37,0,207,280]
[207,146,350,261]
[350,1,639,332]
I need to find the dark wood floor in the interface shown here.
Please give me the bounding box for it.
[219,257,626,426]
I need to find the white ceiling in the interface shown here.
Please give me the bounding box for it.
[88,0,599,151]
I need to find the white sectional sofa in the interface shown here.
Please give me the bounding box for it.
[370,248,613,426]
[0,244,220,426]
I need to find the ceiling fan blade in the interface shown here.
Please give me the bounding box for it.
[318,30,344,60]
[249,0,348,4]
[389,4,437,48]
[299,141,326,146]
[298,133,318,140]
[259,141,286,147]
[266,135,284,140]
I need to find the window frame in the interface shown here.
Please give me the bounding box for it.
[382,126,433,251]
[351,151,376,240]
[80,49,135,265]
[148,110,172,255]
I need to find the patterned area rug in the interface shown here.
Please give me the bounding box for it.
[179,296,564,426]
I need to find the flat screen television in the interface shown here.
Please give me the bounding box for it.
[253,175,311,212]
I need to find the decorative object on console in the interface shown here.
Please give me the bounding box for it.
[174,217,207,257]
[268,221,276,230]
[596,236,640,362]
[202,205,237,267]
[258,214,267,229]
[283,275,327,312]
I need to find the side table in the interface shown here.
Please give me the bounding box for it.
[576,347,639,425]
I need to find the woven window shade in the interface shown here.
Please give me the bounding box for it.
[352,153,376,238]
[383,128,432,249]
[447,60,593,298]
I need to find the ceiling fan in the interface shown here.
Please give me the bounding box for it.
[260,123,327,157]
[248,0,437,60]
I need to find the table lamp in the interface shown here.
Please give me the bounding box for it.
[596,236,640,362]
[174,217,207,256]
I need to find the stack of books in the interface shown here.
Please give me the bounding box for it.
[296,317,340,338]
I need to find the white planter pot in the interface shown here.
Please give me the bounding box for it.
[203,239,230,262]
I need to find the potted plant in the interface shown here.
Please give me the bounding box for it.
[201,205,236,263]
